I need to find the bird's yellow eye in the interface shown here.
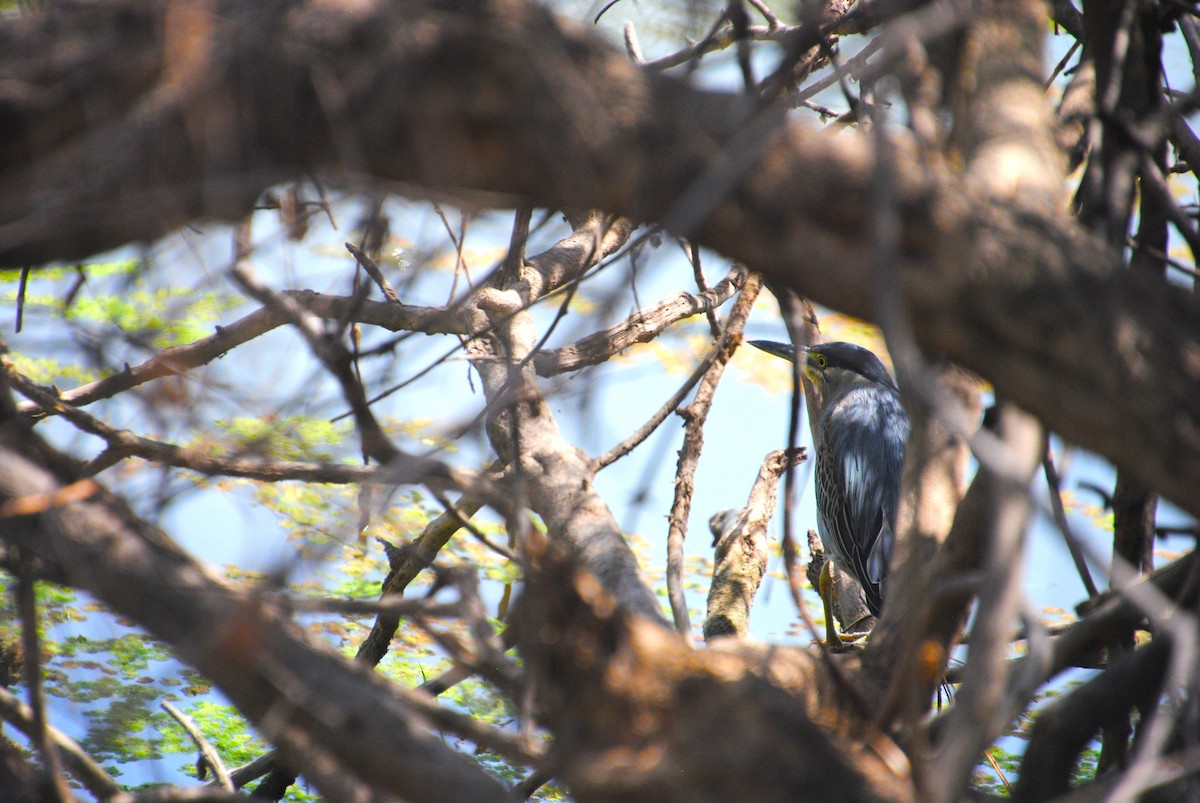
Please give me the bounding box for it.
[815,354,828,369]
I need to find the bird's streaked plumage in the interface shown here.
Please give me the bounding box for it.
[750,340,908,618]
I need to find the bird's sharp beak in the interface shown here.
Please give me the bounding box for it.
[747,340,795,362]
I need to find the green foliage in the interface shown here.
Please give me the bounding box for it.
[61,287,240,347]
[1074,745,1100,787]
[195,415,454,467]
[208,416,356,463]
[35,627,189,766]
[0,574,82,656]
[6,353,103,386]
[0,261,139,284]
[158,701,269,770]
[1,261,241,349]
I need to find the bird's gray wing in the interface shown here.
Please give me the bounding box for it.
[822,386,908,615]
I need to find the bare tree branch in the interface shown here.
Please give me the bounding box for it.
[14,549,71,802]
[513,543,914,802]
[927,403,1044,802]
[14,290,463,418]
[704,447,805,640]
[533,263,747,376]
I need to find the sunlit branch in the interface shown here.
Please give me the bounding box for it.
[665,273,761,640]
[703,447,805,640]
[534,263,747,376]
[345,242,401,303]
[160,700,234,792]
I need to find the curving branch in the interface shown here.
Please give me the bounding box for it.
[2,351,501,501]
[665,273,761,638]
[0,684,121,801]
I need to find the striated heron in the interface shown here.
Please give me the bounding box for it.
[751,340,909,642]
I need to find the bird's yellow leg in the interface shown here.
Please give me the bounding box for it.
[819,561,868,646]
[819,561,839,646]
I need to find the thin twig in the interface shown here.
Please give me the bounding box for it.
[435,204,473,297]
[1044,38,1081,90]
[16,552,72,802]
[687,242,722,338]
[15,266,29,333]
[230,241,398,465]
[161,700,234,791]
[745,0,781,29]
[345,242,400,303]
[429,489,517,562]
[593,331,724,470]
[590,268,747,469]
[1043,443,1100,598]
[1,356,443,485]
[15,291,461,419]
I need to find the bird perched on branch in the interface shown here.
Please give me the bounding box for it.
[750,340,909,643]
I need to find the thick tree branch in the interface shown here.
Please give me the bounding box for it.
[512,542,914,802]
[2,0,1198,517]
[0,424,515,802]
[467,216,665,621]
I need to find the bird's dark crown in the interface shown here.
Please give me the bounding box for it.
[749,339,898,391]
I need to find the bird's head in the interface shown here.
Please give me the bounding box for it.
[749,340,898,392]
